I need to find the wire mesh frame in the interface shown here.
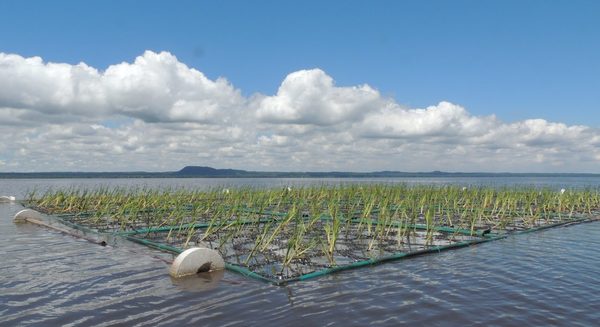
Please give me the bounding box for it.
[28,204,600,285]
[56,214,597,285]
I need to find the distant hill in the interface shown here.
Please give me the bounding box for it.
[175,167,600,178]
[0,165,599,178]
[177,166,248,176]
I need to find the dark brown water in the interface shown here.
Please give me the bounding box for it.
[2,178,600,326]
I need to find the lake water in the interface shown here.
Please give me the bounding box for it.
[1,177,600,326]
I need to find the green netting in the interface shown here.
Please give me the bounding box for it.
[21,185,600,285]
[25,205,597,285]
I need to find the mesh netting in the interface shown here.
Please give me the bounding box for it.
[23,185,600,284]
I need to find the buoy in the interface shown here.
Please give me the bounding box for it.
[13,209,43,223]
[0,195,16,203]
[169,247,225,278]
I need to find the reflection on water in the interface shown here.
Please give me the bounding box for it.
[1,178,600,326]
[170,270,225,292]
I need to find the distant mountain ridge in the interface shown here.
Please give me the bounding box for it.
[177,166,247,176]
[0,165,599,178]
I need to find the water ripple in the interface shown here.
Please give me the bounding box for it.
[2,203,600,326]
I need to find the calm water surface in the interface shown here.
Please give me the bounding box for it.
[1,178,599,326]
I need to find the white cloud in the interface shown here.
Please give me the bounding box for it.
[255,69,383,125]
[0,53,106,116]
[102,51,243,123]
[0,51,243,123]
[1,51,599,172]
[359,101,497,139]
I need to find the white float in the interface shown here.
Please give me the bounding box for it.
[13,209,43,223]
[169,247,225,278]
[0,195,16,203]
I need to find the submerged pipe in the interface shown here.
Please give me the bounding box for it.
[14,209,107,246]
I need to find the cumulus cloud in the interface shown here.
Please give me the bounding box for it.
[359,101,497,139]
[1,50,599,172]
[103,51,243,123]
[0,51,243,123]
[255,69,384,125]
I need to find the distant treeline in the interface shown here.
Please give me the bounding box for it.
[0,166,599,179]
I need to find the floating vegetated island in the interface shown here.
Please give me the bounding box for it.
[22,184,600,284]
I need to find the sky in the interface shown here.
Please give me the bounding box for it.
[0,0,599,172]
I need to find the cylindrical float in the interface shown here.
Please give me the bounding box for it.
[13,209,43,222]
[169,247,225,278]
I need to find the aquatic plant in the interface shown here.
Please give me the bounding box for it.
[24,184,600,280]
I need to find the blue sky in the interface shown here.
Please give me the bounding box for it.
[2,0,598,125]
[0,1,599,172]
